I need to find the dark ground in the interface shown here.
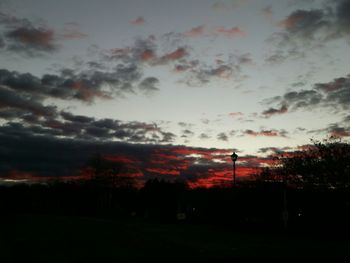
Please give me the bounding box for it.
[1,214,350,262]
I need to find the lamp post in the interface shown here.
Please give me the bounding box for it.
[230,152,238,186]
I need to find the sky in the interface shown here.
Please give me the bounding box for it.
[0,0,350,187]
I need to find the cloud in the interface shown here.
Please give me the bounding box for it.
[242,129,288,137]
[277,9,327,32]
[315,76,350,110]
[180,129,194,138]
[217,132,229,141]
[0,64,145,105]
[104,37,189,67]
[215,26,245,37]
[160,47,187,62]
[138,77,160,94]
[258,147,291,155]
[262,105,288,118]
[228,112,243,118]
[261,74,350,116]
[60,26,87,40]
[0,86,57,117]
[309,122,350,138]
[4,25,57,54]
[183,25,206,37]
[0,11,87,56]
[0,124,263,187]
[271,1,350,53]
[129,16,145,25]
[199,133,211,140]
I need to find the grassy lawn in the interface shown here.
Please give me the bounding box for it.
[1,214,350,262]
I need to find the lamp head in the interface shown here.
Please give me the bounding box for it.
[231,152,238,162]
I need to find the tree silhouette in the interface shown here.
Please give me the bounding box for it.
[88,153,135,189]
[263,137,350,188]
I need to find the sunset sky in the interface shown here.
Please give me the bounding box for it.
[1,0,350,186]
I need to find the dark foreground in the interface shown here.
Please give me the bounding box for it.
[1,214,350,262]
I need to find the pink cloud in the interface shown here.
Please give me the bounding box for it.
[216,26,245,37]
[228,112,244,118]
[130,16,145,25]
[184,25,206,37]
[243,129,288,137]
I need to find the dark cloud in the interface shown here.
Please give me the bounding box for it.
[258,147,288,155]
[0,85,57,117]
[309,122,350,138]
[315,75,350,109]
[262,74,350,116]
[0,124,256,187]
[0,11,57,55]
[271,1,350,54]
[199,133,210,139]
[0,11,88,56]
[138,77,159,94]
[0,65,144,106]
[178,122,194,128]
[266,1,350,65]
[242,129,288,138]
[5,26,57,54]
[334,0,350,36]
[344,115,350,123]
[262,105,288,118]
[104,35,250,87]
[181,129,195,139]
[61,111,94,124]
[217,132,228,141]
[278,9,329,39]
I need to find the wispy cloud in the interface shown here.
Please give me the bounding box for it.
[129,16,145,25]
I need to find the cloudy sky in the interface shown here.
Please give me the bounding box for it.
[1,0,350,186]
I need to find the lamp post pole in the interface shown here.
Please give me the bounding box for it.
[230,152,238,186]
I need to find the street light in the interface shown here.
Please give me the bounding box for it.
[230,151,238,186]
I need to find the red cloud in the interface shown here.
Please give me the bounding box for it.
[130,16,145,25]
[140,49,156,61]
[3,145,270,188]
[104,154,139,165]
[161,47,187,61]
[216,26,245,37]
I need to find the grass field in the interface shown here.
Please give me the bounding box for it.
[1,214,350,262]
